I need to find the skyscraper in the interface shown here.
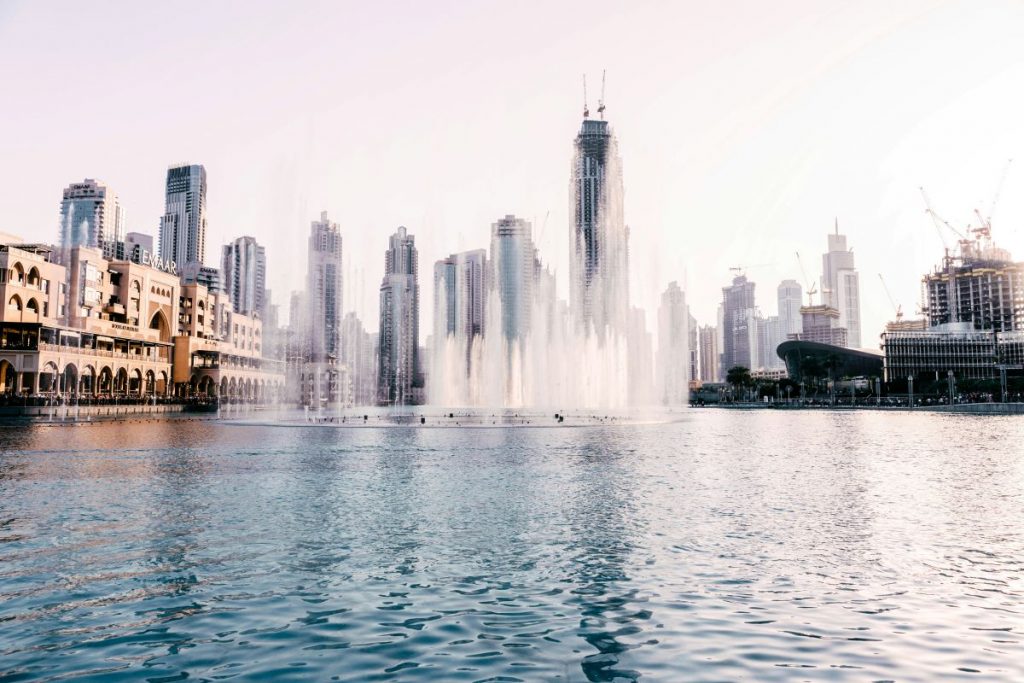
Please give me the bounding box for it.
[434,249,486,343]
[341,312,377,406]
[378,226,420,405]
[656,281,689,405]
[489,215,538,341]
[756,315,784,370]
[721,274,757,372]
[799,304,848,346]
[58,179,125,260]
[777,279,803,339]
[821,220,861,348]
[688,310,698,383]
[570,113,628,335]
[159,164,207,268]
[698,325,719,383]
[222,236,267,318]
[628,306,655,405]
[305,212,343,361]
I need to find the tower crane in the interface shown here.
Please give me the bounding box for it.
[920,186,976,263]
[878,273,903,322]
[727,263,774,278]
[972,158,1012,240]
[536,210,551,247]
[582,74,589,119]
[795,252,818,306]
[920,187,967,244]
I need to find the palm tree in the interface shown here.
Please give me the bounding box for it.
[726,365,752,401]
[798,355,823,397]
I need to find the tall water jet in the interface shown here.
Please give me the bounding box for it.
[427,101,656,410]
[570,118,629,340]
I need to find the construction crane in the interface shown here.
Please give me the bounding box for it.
[582,74,589,119]
[878,273,903,322]
[727,263,774,278]
[597,70,606,119]
[920,187,967,244]
[920,186,978,265]
[535,209,551,247]
[795,252,818,306]
[972,158,1012,240]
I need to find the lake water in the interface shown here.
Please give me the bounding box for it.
[1,410,1023,681]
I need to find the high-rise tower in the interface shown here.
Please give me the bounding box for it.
[698,325,720,383]
[821,220,861,348]
[490,215,539,342]
[432,248,487,398]
[777,279,803,339]
[378,226,420,405]
[721,274,757,372]
[434,249,486,342]
[58,179,125,261]
[222,235,267,318]
[570,102,628,335]
[656,281,689,405]
[159,164,207,268]
[305,212,343,361]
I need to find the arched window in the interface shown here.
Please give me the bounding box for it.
[8,294,22,311]
[149,310,171,342]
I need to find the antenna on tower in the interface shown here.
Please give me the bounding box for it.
[582,74,589,119]
[598,69,606,119]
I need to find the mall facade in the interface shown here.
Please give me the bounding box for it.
[0,242,283,405]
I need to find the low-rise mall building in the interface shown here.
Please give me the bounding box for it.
[0,241,283,407]
[173,282,285,402]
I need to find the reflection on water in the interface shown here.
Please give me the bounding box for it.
[1,412,1024,681]
[566,430,646,682]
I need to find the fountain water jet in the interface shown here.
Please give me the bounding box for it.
[428,116,658,410]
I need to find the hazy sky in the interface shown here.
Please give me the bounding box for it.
[3,0,1024,348]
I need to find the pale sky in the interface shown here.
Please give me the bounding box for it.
[3,0,1024,348]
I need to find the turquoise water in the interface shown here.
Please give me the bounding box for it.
[1,411,1023,681]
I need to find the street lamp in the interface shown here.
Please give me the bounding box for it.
[908,375,914,409]
[947,370,955,406]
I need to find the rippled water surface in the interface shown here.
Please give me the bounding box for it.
[2,411,1023,681]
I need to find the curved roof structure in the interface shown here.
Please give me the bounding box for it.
[776,340,884,381]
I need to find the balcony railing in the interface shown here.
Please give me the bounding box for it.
[37,341,170,363]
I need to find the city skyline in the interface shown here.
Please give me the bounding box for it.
[4,5,1024,682]
[5,1,1024,343]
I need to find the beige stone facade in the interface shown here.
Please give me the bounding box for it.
[1,244,175,399]
[0,243,283,405]
[172,282,284,402]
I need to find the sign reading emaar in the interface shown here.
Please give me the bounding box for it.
[139,249,177,276]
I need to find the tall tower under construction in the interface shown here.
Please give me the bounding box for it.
[570,76,629,336]
[922,233,1023,332]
